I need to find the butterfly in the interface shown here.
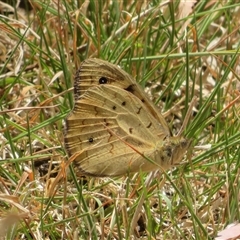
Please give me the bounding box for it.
[64,58,190,177]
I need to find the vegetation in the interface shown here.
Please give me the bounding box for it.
[0,0,239,239]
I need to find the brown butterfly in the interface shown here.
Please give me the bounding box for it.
[64,58,190,177]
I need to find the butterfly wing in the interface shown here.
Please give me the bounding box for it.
[74,58,170,135]
[65,85,171,176]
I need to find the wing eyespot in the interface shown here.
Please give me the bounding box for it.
[89,137,94,143]
[99,77,108,84]
[122,101,126,106]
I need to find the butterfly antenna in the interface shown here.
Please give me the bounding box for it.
[177,96,197,137]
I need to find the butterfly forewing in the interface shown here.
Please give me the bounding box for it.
[74,58,170,132]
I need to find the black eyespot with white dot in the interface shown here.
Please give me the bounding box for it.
[99,77,108,84]
[89,137,94,143]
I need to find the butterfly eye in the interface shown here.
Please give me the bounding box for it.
[99,77,108,84]
[165,146,172,157]
[180,139,189,148]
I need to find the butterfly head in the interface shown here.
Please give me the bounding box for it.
[160,137,190,168]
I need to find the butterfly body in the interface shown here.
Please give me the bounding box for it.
[64,59,190,177]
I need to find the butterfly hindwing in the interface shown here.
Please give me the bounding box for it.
[65,85,170,176]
